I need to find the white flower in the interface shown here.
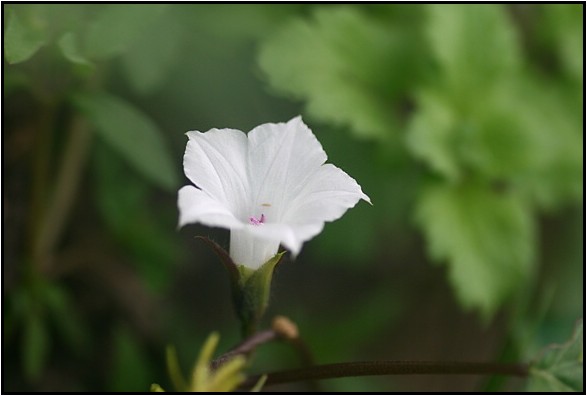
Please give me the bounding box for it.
[178,116,371,269]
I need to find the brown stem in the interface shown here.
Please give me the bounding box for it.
[241,360,529,388]
[28,103,56,278]
[35,115,92,275]
[211,329,276,370]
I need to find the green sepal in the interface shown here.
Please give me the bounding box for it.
[196,236,285,337]
[236,252,285,336]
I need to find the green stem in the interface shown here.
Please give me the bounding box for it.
[241,360,529,388]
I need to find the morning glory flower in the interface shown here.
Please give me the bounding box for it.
[178,116,370,269]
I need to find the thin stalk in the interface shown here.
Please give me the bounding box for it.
[34,115,92,274]
[211,329,276,370]
[27,103,57,279]
[241,360,529,389]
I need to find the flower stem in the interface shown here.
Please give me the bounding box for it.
[241,360,529,388]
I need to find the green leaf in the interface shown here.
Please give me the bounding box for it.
[541,4,584,82]
[4,8,45,64]
[166,345,187,391]
[58,32,93,67]
[92,142,180,291]
[44,284,88,355]
[509,77,583,209]
[108,324,153,392]
[22,312,49,382]
[416,181,535,319]
[121,10,183,94]
[74,91,179,191]
[527,319,584,392]
[259,6,426,140]
[405,89,462,182]
[407,74,582,211]
[425,4,521,108]
[84,4,167,60]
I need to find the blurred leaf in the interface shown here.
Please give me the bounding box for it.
[259,6,426,140]
[425,4,522,108]
[22,312,49,382]
[508,77,583,209]
[190,4,304,43]
[84,4,167,59]
[527,319,584,392]
[92,142,181,291]
[406,89,462,182]
[541,4,584,82]
[408,76,582,211]
[4,8,46,64]
[108,324,153,392]
[44,284,88,355]
[416,182,535,319]
[151,383,165,392]
[74,91,179,191]
[165,345,187,391]
[121,10,183,95]
[58,32,93,67]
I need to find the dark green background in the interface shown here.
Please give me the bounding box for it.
[3,4,583,392]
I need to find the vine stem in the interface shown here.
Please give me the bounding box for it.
[241,360,529,388]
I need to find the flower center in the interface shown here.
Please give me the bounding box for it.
[249,214,265,226]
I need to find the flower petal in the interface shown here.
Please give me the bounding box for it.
[178,185,244,229]
[245,222,324,257]
[230,228,280,269]
[284,163,371,224]
[247,116,327,221]
[184,128,249,218]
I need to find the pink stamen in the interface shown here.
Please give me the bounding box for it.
[249,214,265,225]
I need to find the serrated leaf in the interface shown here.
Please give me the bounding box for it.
[509,77,583,209]
[84,4,167,60]
[4,8,45,64]
[408,76,582,211]
[74,91,178,191]
[426,4,521,108]
[405,89,462,182]
[527,319,584,392]
[416,182,535,319]
[259,6,425,140]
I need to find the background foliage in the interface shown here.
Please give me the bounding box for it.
[3,4,583,392]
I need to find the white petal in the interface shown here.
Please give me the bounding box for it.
[283,163,371,224]
[178,185,244,229]
[183,128,249,219]
[230,228,280,269]
[247,116,327,221]
[245,222,324,257]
